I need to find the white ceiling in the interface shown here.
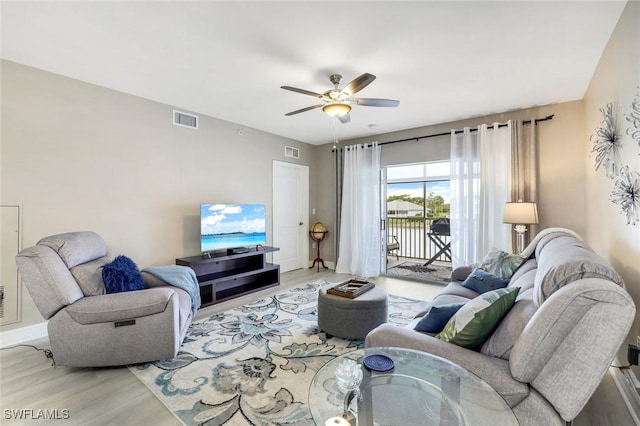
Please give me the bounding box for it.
[1,1,627,145]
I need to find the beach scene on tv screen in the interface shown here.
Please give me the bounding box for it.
[201,204,266,252]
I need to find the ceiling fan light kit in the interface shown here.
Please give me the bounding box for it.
[322,103,351,117]
[281,72,399,122]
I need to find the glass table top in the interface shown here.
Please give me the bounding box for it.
[309,347,519,426]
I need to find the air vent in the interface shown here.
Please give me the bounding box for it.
[285,146,300,159]
[173,110,198,129]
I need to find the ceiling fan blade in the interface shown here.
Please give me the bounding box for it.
[352,98,400,107]
[280,86,324,98]
[285,104,324,116]
[343,73,376,96]
[338,113,351,124]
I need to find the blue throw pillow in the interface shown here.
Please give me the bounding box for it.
[101,255,145,294]
[414,303,466,333]
[462,268,510,294]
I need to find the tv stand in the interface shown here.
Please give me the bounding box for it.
[176,246,280,308]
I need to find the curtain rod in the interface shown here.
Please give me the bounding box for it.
[375,114,555,147]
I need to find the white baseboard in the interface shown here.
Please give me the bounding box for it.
[0,322,48,348]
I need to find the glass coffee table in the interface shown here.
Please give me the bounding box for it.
[309,347,518,425]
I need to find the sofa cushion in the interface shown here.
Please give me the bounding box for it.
[365,325,531,408]
[534,236,624,305]
[102,255,146,294]
[508,259,537,286]
[462,268,510,294]
[477,248,526,279]
[414,303,466,333]
[481,288,537,359]
[436,281,480,299]
[70,256,112,296]
[436,287,519,349]
[38,231,108,269]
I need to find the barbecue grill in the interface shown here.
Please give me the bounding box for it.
[423,218,451,266]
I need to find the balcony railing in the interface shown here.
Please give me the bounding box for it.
[387,216,451,263]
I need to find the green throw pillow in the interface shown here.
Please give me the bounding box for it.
[436,287,519,349]
[477,248,525,279]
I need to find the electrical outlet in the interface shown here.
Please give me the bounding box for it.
[312,242,316,249]
[637,335,640,347]
[629,344,640,366]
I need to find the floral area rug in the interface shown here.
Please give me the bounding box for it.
[385,261,452,285]
[128,280,429,425]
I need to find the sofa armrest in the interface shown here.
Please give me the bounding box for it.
[141,271,170,288]
[509,279,635,420]
[451,265,473,282]
[65,287,176,324]
[365,324,529,407]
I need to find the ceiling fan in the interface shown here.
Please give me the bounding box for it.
[281,73,399,123]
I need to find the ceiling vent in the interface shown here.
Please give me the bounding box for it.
[285,146,300,159]
[173,110,198,129]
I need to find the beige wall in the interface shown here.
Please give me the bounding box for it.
[582,1,640,357]
[0,60,315,331]
[313,100,587,264]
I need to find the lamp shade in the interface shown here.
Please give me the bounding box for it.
[503,202,539,224]
[322,103,351,117]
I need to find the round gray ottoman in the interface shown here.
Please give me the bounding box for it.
[317,285,388,340]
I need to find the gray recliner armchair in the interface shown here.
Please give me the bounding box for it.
[15,231,193,367]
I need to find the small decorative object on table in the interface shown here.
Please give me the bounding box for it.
[363,354,395,372]
[327,278,374,299]
[324,414,354,426]
[334,358,363,393]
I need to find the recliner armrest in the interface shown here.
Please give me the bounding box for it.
[65,287,176,324]
[451,265,473,281]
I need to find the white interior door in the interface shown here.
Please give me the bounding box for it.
[273,161,309,273]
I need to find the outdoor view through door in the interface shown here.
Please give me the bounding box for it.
[384,161,453,284]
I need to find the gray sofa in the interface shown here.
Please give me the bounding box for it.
[15,231,193,367]
[366,229,635,425]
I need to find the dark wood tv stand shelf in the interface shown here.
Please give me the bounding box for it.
[176,246,280,308]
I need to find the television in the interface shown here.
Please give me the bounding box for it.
[200,203,266,253]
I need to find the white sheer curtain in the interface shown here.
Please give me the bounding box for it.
[335,142,381,278]
[450,123,512,269]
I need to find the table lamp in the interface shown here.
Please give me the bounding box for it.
[503,201,539,254]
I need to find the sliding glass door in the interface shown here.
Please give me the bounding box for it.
[382,161,451,266]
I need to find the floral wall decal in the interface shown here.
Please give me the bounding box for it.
[625,88,640,147]
[591,102,622,178]
[610,166,640,225]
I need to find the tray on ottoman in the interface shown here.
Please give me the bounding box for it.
[327,278,374,298]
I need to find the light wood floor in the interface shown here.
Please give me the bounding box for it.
[0,268,636,425]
